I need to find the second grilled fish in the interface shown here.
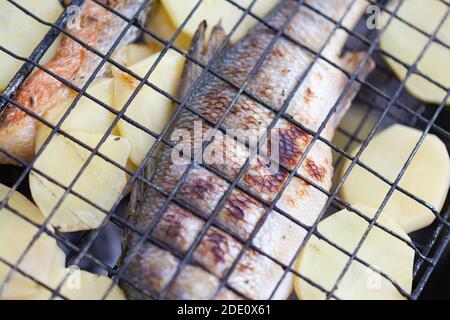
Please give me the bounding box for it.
[0,0,151,165]
[121,0,375,300]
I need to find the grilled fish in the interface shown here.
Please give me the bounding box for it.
[0,0,150,165]
[121,0,375,300]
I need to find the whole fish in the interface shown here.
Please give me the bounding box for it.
[0,0,150,165]
[121,0,375,300]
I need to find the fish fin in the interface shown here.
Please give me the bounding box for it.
[177,22,229,100]
[121,169,145,263]
[131,154,160,211]
[177,21,207,100]
[204,22,229,63]
[326,52,375,135]
[121,154,159,258]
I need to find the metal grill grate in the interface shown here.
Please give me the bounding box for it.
[0,0,449,300]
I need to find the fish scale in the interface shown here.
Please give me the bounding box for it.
[121,0,375,300]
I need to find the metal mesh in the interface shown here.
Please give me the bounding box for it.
[0,0,448,300]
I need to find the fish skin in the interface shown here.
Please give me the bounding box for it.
[0,0,151,165]
[121,0,375,300]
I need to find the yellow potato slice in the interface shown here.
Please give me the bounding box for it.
[159,0,280,45]
[340,124,450,233]
[332,103,376,170]
[35,267,125,300]
[294,204,414,300]
[145,1,192,51]
[0,184,64,299]
[111,43,160,74]
[113,50,184,166]
[36,78,118,150]
[0,0,63,91]
[333,104,375,151]
[30,131,131,232]
[380,0,450,105]
[126,159,139,175]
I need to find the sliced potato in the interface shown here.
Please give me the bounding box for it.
[35,267,125,300]
[145,1,192,51]
[113,50,184,166]
[58,269,125,300]
[0,0,63,91]
[332,103,376,162]
[333,104,375,151]
[24,242,124,300]
[126,159,139,175]
[294,204,414,300]
[30,131,131,232]
[332,104,377,187]
[36,78,118,149]
[340,124,450,233]
[0,184,64,300]
[159,0,280,45]
[111,43,159,73]
[380,0,450,105]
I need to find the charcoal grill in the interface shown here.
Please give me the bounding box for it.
[0,0,449,300]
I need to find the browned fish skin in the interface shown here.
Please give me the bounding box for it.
[121,0,374,300]
[0,0,150,165]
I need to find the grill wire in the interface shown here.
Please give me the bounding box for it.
[0,0,448,300]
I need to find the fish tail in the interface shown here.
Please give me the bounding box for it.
[326,51,375,136]
[321,0,369,58]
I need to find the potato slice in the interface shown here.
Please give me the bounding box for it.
[30,131,131,232]
[35,267,125,300]
[159,0,280,45]
[113,50,184,166]
[332,103,376,165]
[0,0,63,91]
[340,124,450,233]
[294,204,414,300]
[145,1,192,51]
[126,159,139,175]
[333,104,375,151]
[0,184,64,300]
[58,269,125,300]
[36,78,118,150]
[380,0,450,105]
[111,43,159,73]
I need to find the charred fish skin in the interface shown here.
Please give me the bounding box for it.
[121,0,374,300]
[0,0,151,166]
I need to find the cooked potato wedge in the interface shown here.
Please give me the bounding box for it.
[0,184,64,300]
[35,267,125,300]
[0,0,63,91]
[340,124,450,233]
[380,0,450,105]
[158,0,279,45]
[145,1,192,51]
[30,131,131,232]
[36,78,118,149]
[113,50,184,166]
[294,204,414,300]
[112,43,159,73]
